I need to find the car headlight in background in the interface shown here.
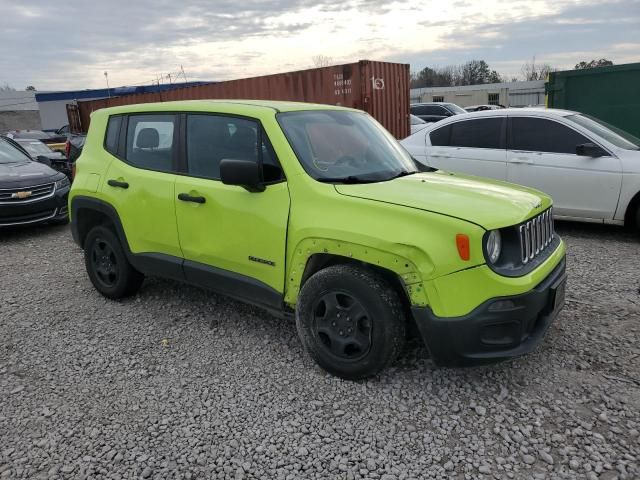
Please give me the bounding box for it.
[55,177,71,190]
[485,230,502,264]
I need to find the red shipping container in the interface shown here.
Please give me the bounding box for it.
[74,60,410,138]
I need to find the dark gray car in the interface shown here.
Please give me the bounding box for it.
[0,137,70,227]
[410,102,466,123]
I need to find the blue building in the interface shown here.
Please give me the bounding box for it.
[35,82,210,130]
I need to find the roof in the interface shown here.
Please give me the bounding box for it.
[419,107,579,131]
[410,80,545,96]
[95,99,358,116]
[34,82,211,103]
[464,107,576,117]
[0,91,38,111]
[411,102,459,106]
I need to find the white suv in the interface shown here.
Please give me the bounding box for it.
[401,108,640,228]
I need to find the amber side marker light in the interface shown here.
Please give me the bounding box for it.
[456,234,470,261]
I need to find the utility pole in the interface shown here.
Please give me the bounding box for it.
[104,71,111,97]
[167,73,172,84]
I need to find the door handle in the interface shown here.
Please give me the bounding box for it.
[107,179,129,189]
[178,193,206,204]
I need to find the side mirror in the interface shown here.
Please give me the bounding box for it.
[36,155,52,166]
[576,143,606,157]
[220,159,265,193]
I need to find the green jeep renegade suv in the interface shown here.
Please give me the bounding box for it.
[70,100,567,379]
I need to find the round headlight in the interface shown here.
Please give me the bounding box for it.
[486,230,502,264]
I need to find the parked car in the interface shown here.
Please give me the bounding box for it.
[65,133,86,163]
[465,105,505,112]
[0,136,70,227]
[410,114,429,134]
[410,102,466,123]
[43,124,70,135]
[401,108,640,229]
[4,129,67,154]
[10,138,73,180]
[70,100,566,380]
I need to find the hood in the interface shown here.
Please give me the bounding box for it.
[0,161,61,189]
[334,171,552,230]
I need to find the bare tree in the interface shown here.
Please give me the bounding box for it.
[312,55,333,68]
[521,56,554,81]
[0,83,16,92]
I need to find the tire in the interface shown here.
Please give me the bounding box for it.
[296,264,406,380]
[84,225,144,299]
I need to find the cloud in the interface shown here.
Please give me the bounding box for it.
[0,0,638,90]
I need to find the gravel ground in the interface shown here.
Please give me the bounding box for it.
[1,222,639,480]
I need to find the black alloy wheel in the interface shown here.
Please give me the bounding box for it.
[312,291,372,361]
[91,236,119,288]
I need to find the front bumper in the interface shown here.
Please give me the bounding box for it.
[412,257,566,367]
[0,185,69,227]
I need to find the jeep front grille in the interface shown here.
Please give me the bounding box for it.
[519,208,554,264]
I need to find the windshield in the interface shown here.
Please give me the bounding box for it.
[446,104,467,115]
[16,140,53,156]
[0,140,32,164]
[277,110,418,183]
[566,114,640,150]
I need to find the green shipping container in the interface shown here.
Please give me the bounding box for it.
[546,62,640,138]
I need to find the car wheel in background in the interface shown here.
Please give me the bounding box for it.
[84,225,144,299]
[296,264,406,380]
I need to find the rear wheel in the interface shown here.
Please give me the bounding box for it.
[84,225,143,299]
[296,264,406,380]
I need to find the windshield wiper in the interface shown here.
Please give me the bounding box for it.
[385,170,420,180]
[317,176,382,184]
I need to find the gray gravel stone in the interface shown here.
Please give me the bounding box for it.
[0,221,638,480]
[539,451,554,465]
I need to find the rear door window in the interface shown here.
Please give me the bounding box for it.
[125,114,176,172]
[509,117,590,154]
[448,118,504,149]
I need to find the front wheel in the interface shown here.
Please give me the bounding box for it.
[84,225,144,299]
[296,265,406,380]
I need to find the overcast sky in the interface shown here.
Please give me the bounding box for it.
[1,0,638,91]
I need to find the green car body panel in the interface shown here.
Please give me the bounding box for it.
[70,100,566,346]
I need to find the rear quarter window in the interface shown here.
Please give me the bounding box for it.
[429,125,451,146]
[104,116,122,155]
